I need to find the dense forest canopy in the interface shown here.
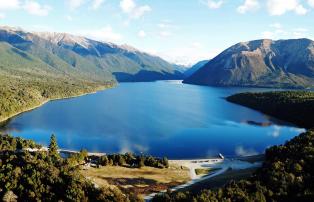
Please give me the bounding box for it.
[0,134,143,202]
[227,91,314,129]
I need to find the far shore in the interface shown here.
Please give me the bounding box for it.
[0,84,114,125]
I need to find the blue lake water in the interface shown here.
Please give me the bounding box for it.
[1,81,304,159]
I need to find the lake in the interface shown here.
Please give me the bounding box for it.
[1,81,304,159]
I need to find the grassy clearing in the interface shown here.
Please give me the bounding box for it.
[81,165,190,196]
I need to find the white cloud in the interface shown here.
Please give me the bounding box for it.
[157,21,177,30]
[159,31,172,37]
[78,26,123,42]
[120,0,135,13]
[120,0,151,19]
[270,23,282,29]
[132,5,151,19]
[261,29,289,39]
[0,13,5,19]
[138,30,146,38]
[293,28,309,38]
[261,23,310,39]
[68,0,85,10]
[191,42,202,48]
[66,15,73,21]
[0,0,20,10]
[203,0,224,9]
[24,1,51,16]
[261,31,276,39]
[308,0,314,7]
[294,4,308,15]
[237,0,260,13]
[91,0,105,10]
[158,23,169,28]
[154,42,216,66]
[267,0,308,15]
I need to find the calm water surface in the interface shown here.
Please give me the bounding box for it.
[1,81,304,159]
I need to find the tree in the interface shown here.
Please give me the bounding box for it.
[117,155,125,166]
[48,134,60,160]
[16,138,23,151]
[79,149,88,162]
[162,157,169,168]
[137,156,145,168]
[98,156,109,166]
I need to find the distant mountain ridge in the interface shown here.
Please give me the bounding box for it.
[0,26,184,82]
[184,39,314,88]
[184,60,210,77]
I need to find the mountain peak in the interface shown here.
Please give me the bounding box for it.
[0,25,25,33]
[33,31,92,49]
[184,38,314,88]
[0,25,184,82]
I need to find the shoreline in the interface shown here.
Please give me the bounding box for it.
[0,84,115,124]
[144,156,263,201]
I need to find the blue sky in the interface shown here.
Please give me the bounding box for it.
[1,0,314,65]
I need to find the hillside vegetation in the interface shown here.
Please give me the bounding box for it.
[0,73,112,123]
[0,41,114,122]
[227,91,314,129]
[0,134,143,202]
[0,26,184,122]
[0,26,184,82]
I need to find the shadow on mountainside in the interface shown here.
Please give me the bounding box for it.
[113,70,185,82]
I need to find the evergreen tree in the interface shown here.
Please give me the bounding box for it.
[137,156,145,168]
[48,134,60,160]
[162,157,169,168]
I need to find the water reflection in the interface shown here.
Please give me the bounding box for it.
[0,81,304,159]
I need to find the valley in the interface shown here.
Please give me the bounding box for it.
[0,24,314,202]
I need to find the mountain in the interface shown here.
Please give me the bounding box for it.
[184,39,314,88]
[0,26,184,82]
[184,60,209,77]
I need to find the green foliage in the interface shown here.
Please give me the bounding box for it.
[48,134,60,160]
[94,153,169,169]
[0,70,114,123]
[227,91,314,128]
[98,155,109,166]
[137,156,145,168]
[0,134,40,151]
[0,41,115,123]
[0,134,143,202]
